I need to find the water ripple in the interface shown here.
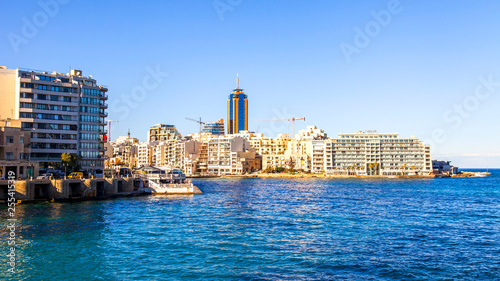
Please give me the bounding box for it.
[1,170,499,280]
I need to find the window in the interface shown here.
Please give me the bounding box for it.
[37,104,48,110]
[50,95,59,101]
[20,92,34,99]
[20,137,24,143]
[21,83,34,88]
[63,97,71,102]
[5,152,14,160]
[6,136,14,143]
[21,122,33,129]
[38,84,48,91]
[37,94,47,100]
[37,75,55,82]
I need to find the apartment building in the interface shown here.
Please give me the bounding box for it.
[0,66,108,171]
[137,141,158,167]
[106,136,139,169]
[147,124,181,142]
[207,135,258,175]
[202,119,224,135]
[0,119,38,179]
[324,131,432,175]
[155,140,184,168]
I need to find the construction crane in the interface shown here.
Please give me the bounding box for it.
[254,117,305,139]
[186,117,205,134]
[107,120,118,142]
[254,117,305,169]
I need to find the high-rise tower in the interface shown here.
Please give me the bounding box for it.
[227,74,248,134]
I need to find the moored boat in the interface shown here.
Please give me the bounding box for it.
[133,166,202,195]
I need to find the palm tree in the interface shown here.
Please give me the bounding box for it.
[401,163,407,175]
[368,163,374,175]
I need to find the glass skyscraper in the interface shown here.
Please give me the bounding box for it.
[227,75,248,134]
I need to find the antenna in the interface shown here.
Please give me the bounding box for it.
[128,128,131,138]
[236,73,239,89]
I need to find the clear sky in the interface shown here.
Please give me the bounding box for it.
[1,0,499,168]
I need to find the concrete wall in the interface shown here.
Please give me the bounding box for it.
[0,177,137,202]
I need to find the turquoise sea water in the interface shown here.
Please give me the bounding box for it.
[1,169,499,280]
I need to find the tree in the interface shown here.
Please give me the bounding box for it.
[368,163,374,175]
[275,166,285,173]
[61,153,81,173]
[263,166,274,173]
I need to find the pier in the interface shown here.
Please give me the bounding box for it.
[0,177,202,204]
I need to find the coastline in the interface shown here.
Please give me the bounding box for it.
[220,171,488,179]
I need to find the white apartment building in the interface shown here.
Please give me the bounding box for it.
[137,141,158,167]
[324,131,432,175]
[207,135,259,175]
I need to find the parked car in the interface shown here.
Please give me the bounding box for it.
[67,172,84,179]
[93,169,104,178]
[36,173,53,179]
[104,169,117,178]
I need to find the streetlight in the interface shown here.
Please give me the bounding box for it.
[63,163,68,180]
[30,163,34,180]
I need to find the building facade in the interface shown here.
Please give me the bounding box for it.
[227,75,248,134]
[0,66,108,171]
[105,136,139,169]
[324,131,432,175]
[207,135,259,175]
[137,141,158,167]
[202,119,224,135]
[147,124,182,142]
[0,119,38,179]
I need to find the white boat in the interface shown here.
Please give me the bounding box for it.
[134,166,200,195]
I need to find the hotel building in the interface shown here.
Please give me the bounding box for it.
[324,131,432,175]
[0,66,108,171]
[227,74,248,134]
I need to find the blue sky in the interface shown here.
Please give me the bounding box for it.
[1,0,499,167]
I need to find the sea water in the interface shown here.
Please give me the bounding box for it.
[1,169,499,280]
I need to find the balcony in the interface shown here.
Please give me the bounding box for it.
[99,85,109,92]
[99,103,108,109]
